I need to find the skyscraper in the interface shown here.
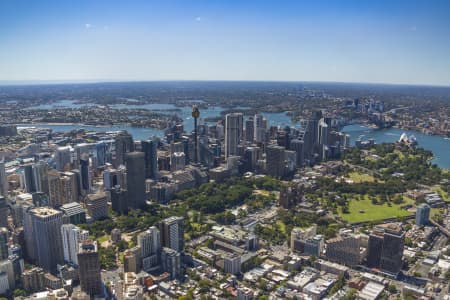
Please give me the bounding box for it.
[103,166,127,190]
[95,141,108,167]
[55,146,72,171]
[225,113,243,158]
[159,216,184,252]
[0,228,8,260]
[311,110,323,145]
[303,110,322,162]
[254,114,266,143]
[366,227,384,269]
[318,118,329,146]
[266,144,289,178]
[0,197,8,228]
[245,117,254,142]
[48,170,79,207]
[243,146,261,172]
[32,161,49,195]
[61,224,89,266]
[113,131,134,167]
[380,225,405,276]
[289,139,305,167]
[125,152,146,209]
[415,203,430,226]
[141,139,158,179]
[79,156,90,194]
[318,118,330,160]
[77,240,102,297]
[25,207,64,273]
[110,186,128,215]
[0,162,8,198]
[192,105,200,163]
[21,164,36,193]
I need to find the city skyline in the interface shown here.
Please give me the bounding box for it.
[1,0,450,86]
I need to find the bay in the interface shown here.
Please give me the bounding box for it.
[342,124,450,169]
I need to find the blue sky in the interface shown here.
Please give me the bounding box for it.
[1,0,450,85]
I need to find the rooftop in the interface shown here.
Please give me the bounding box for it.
[31,206,61,217]
[358,281,385,300]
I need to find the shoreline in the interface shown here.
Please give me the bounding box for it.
[15,122,165,130]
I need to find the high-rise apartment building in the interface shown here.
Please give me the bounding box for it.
[366,224,404,276]
[138,226,161,258]
[161,247,181,279]
[138,226,161,272]
[380,225,405,276]
[415,203,430,226]
[159,216,184,252]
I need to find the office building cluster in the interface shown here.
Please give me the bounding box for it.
[217,111,349,179]
[0,127,194,298]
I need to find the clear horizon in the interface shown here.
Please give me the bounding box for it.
[1,0,450,86]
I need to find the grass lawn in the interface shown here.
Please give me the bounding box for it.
[430,208,444,219]
[97,235,110,243]
[276,220,286,235]
[338,195,414,224]
[432,186,450,202]
[347,172,375,183]
[253,189,270,196]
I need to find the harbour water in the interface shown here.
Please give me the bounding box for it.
[20,100,449,169]
[342,124,450,169]
[21,100,296,136]
[17,124,164,141]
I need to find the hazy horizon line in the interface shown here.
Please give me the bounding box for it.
[1,79,450,89]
